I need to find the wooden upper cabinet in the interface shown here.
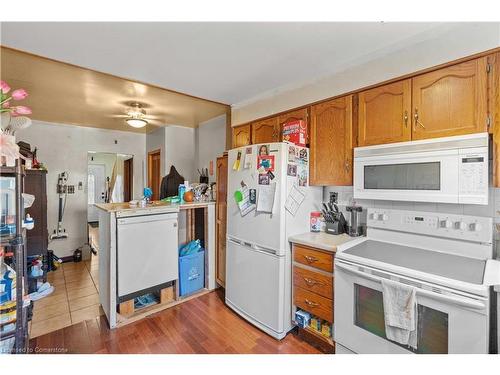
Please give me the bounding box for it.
[252,116,279,144]
[279,107,309,143]
[310,95,354,186]
[358,79,412,146]
[232,124,251,148]
[411,57,488,140]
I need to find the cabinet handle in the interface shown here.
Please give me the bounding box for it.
[404,110,408,128]
[345,161,350,172]
[303,277,323,287]
[305,299,319,307]
[414,108,425,129]
[303,255,319,263]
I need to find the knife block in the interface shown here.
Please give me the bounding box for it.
[325,220,345,235]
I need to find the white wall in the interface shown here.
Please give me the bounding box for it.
[164,125,196,183]
[195,114,226,183]
[16,121,146,258]
[232,23,500,125]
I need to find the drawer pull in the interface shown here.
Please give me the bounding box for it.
[304,299,319,307]
[303,277,323,287]
[303,255,318,263]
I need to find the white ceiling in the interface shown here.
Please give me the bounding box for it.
[1,22,444,104]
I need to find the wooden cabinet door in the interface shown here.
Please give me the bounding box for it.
[358,80,412,146]
[232,124,251,148]
[215,155,228,287]
[411,57,488,140]
[252,116,279,144]
[310,95,353,186]
[279,107,309,143]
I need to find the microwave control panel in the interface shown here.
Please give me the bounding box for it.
[458,149,488,204]
[367,208,492,243]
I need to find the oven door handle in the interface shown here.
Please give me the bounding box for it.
[335,262,486,310]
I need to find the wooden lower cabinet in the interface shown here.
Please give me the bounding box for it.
[232,124,251,148]
[292,243,335,352]
[309,95,354,186]
[215,154,228,287]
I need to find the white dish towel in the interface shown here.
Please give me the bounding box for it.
[381,279,418,349]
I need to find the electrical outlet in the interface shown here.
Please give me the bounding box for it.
[78,181,83,190]
[67,185,75,194]
[329,192,338,204]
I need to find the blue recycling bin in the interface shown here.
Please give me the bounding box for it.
[178,249,205,297]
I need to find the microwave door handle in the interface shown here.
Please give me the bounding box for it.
[335,262,486,310]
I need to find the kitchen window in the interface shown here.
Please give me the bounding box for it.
[354,284,448,354]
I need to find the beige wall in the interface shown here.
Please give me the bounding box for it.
[232,23,500,126]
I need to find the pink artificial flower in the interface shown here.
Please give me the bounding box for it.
[2,101,10,108]
[0,80,10,94]
[11,89,28,101]
[12,106,32,116]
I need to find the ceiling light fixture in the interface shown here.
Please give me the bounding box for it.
[125,103,148,128]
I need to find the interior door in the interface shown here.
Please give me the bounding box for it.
[87,164,106,222]
[358,80,412,146]
[310,95,353,186]
[411,57,488,140]
[148,150,161,200]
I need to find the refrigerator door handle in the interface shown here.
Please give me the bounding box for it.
[252,244,278,255]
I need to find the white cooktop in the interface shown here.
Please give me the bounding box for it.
[342,240,486,285]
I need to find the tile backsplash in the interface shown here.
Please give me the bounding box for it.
[323,185,500,257]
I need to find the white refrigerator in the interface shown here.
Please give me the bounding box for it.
[225,142,322,339]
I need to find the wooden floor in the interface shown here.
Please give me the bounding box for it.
[29,289,322,354]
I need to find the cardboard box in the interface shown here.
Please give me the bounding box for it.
[282,120,307,147]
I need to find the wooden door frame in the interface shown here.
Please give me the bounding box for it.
[148,149,161,200]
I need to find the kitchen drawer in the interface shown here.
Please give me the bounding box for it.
[293,244,333,273]
[293,266,333,299]
[294,286,333,323]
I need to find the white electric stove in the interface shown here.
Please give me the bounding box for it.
[334,208,500,354]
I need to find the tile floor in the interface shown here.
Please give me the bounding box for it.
[30,255,103,338]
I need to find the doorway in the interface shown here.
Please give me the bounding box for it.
[87,163,106,223]
[148,149,161,201]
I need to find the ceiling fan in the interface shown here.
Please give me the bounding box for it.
[111,102,162,128]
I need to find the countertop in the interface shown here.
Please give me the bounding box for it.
[288,232,360,253]
[95,200,215,213]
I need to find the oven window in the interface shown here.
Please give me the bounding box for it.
[354,284,448,354]
[364,162,440,190]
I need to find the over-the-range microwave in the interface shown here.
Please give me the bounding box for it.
[353,133,489,205]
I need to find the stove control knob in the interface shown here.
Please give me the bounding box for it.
[469,223,482,232]
[440,219,453,229]
[455,221,467,231]
[378,214,388,221]
[369,213,377,220]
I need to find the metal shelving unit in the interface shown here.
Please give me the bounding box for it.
[0,161,29,353]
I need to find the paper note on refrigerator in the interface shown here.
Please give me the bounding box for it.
[256,183,276,213]
[285,184,306,216]
[237,185,255,216]
[243,147,253,169]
